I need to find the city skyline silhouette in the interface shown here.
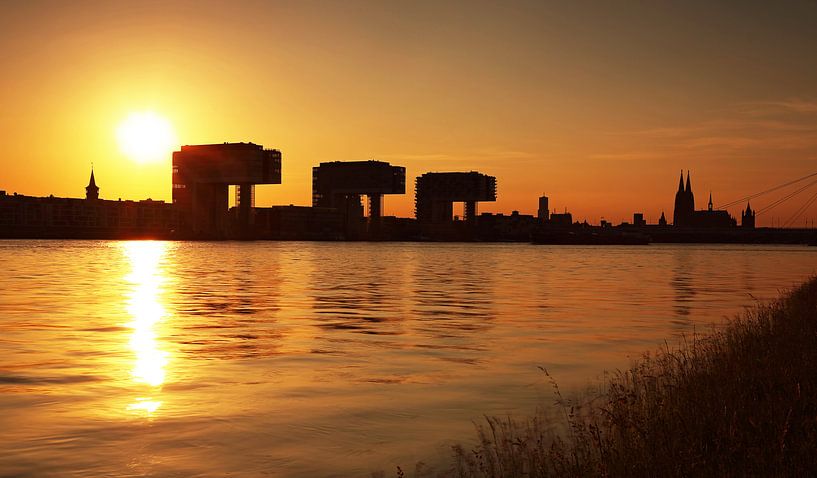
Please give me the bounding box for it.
[3,3,817,476]
[1,2,816,225]
[5,146,816,243]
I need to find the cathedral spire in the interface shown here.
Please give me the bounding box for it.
[708,192,713,211]
[742,201,756,228]
[685,170,695,211]
[678,170,684,192]
[85,167,99,200]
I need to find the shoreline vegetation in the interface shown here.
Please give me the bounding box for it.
[397,276,817,477]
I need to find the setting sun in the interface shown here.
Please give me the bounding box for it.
[116,112,177,163]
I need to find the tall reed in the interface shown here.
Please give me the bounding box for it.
[449,277,817,477]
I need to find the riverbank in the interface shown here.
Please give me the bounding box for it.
[448,276,817,477]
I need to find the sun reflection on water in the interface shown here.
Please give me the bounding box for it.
[124,241,169,416]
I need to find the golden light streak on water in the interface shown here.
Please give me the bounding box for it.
[126,398,162,415]
[123,241,169,415]
[2,242,816,476]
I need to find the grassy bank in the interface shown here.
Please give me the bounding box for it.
[445,277,817,477]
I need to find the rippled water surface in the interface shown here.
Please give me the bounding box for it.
[1,241,816,476]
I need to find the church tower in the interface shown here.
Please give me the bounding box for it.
[686,171,695,212]
[85,167,99,200]
[742,202,756,228]
[673,170,695,226]
[673,170,685,226]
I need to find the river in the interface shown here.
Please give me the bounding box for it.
[0,241,815,476]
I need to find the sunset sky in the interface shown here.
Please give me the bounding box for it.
[1,1,816,225]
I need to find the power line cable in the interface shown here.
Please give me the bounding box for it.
[756,178,817,216]
[782,189,817,228]
[717,171,817,209]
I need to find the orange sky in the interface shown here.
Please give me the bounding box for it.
[1,1,816,226]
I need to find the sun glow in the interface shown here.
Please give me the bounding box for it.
[116,112,177,163]
[124,241,170,416]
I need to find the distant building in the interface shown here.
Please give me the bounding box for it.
[742,202,756,228]
[477,210,536,241]
[312,160,405,220]
[0,169,175,238]
[673,171,695,226]
[415,171,497,223]
[310,160,406,239]
[549,212,573,226]
[658,211,667,226]
[85,168,99,200]
[172,142,282,238]
[672,171,736,228]
[537,195,549,221]
[252,205,344,240]
[633,212,646,226]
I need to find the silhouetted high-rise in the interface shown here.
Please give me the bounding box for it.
[311,160,406,220]
[85,168,99,200]
[172,142,282,238]
[415,172,497,223]
[537,195,549,221]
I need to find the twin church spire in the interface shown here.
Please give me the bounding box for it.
[677,170,693,195]
[673,170,695,226]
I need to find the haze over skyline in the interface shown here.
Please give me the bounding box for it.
[2,1,816,225]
